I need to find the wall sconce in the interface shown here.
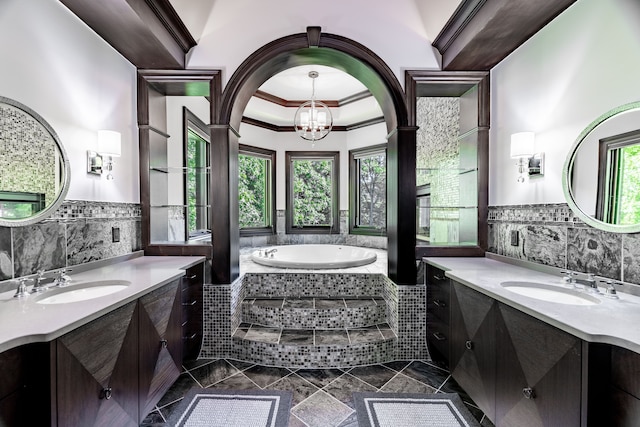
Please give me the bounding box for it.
[87,130,121,180]
[510,132,544,183]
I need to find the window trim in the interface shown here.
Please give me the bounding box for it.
[285,151,340,234]
[349,144,387,236]
[183,107,210,241]
[239,144,276,236]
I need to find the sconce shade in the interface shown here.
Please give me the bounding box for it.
[510,132,535,159]
[97,130,121,157]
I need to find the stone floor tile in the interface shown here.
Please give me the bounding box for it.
[266,372,320,405]
[323,374,377,408]
[315,329,350,345]
[156,372,198,407]
[346,364,397,389]
[400,360,450,390]
[295,368,344,388]
[379,372,438,394]
[242,365,294,388]
[280,329,314,345]
[189,359,240,388]
[291,390,354,427]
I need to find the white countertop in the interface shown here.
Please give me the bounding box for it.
[0,256,205,353]
[424,256,640,354]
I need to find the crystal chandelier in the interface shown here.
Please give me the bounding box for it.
[293,71,333,143]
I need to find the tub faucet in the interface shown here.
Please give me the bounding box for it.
[264,248,278,257]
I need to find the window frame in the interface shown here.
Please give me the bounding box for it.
[183,107,210,241]
[349,144,387,236]
[239,144,276,236]
[285,151,340,234]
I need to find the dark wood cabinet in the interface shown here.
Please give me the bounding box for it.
[425,264,451,367]
[56,301,139,427]
[495,303,582,427]
[181,262,204,360]
[138,279,182,422]
[450,280,497,421]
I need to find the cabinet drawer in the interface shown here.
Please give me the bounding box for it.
[427,286,450,323]
[427,319,449,361]
[426,266,448,285]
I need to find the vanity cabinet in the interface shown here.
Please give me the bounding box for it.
[425,265,451,366]
[448,279,582,426]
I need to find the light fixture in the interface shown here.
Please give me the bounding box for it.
[88,130,121,180]
[293,71,333,144]
[510,132,544,183]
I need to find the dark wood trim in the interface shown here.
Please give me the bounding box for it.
[405,70,489,258]
[307,26,322,48]
[253,90,340,108]
[432,0,577,70]
[60,0,196,69]
[339,90,373,106]
[240,116,382,132]
[346,117,385,131]
[349,144,387,236]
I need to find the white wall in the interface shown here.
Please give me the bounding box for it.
[184,0,440,88]
[490,0,640,206]
[238,122,387,210]
[0,0,139,203]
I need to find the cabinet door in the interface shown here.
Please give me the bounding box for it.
[495,303,582,427]
[57,301,139,427]
[450,280,496,421]
[138,280,182,421]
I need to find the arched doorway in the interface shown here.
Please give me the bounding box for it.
[210,27,417,285]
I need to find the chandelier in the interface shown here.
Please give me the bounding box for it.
[293,71,333,143]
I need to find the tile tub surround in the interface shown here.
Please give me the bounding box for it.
[239,209,387,250]
[488,203,640,285]
[0,200,141,286]
[200,273,427,367]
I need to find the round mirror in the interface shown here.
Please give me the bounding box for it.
[562,101,640,233]
[0,96,70,227]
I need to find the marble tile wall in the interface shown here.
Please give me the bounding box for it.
[488,203,640,285]
[239,209,387,249]
[0,200,141,288]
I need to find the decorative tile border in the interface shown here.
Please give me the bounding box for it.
[488,203,582,226]
[45,199,141,221]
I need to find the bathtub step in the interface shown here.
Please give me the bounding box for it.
[231,323,397,368]
[241,296,387,329]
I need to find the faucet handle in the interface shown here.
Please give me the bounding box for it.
[560,270,578,286]
[30,270,49,293]
[54,268,72,287]
[13,278,32,298]
[600,279,620,299]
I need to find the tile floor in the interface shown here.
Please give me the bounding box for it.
[140,358,494,426]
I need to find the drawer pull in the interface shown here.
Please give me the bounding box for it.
[182,300,197,306]
[160,339,168,348]
[433,300,446,308]
[434,274,446,281]
[522,387,536,399]
[465,340,474,350]
[183,333,197,340]
[187,275,197,279]
[100,387,112,400]
[432,332,447,341]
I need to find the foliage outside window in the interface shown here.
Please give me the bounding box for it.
[239,145,275,235]
[183,108,210,241]
[598,130,640,225]
[349,145,386,235]
[286,151,339,234]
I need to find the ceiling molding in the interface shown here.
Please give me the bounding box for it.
[60,0,196,69]
[433,0,577,70]
[241,116,385,133]
[306,26,322,48]
[253,90,340,108]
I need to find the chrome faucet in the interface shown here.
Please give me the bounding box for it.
[53,268,72,287]
[13,278,32,298]
[600,279,620,299]
[264,248,278,257]
[583,273,600,294]
[560,270,578,287]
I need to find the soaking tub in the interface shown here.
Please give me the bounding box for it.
[250,244,377,269]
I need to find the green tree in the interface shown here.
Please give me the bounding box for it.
[358,154,386,228]
[293,159,332,226]
[238,154,267,228]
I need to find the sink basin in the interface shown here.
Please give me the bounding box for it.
[500,281,600,306]
[34,280,131,304]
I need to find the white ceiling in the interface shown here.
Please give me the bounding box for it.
[169,0,463,128]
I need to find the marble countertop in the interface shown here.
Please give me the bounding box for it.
[0,256,205,353]
[424,256,640,354]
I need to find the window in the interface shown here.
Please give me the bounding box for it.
[286,151,339,234]
[183,108,210,240]
[239,145,276,235]
[349,145,386,235]
[597,129,640,225]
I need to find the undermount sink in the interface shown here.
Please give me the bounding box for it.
[500,281,601,306]
[34,280,131,304]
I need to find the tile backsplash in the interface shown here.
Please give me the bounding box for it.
[488,203,639,285]
[0,200,141,284]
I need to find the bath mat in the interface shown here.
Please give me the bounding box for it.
[167,388,292,427]
[353,392,481,427]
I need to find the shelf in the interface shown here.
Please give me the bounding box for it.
[150,166,210,173]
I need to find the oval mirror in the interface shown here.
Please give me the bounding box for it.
[562,101,640,233]
[0,96,70,227]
